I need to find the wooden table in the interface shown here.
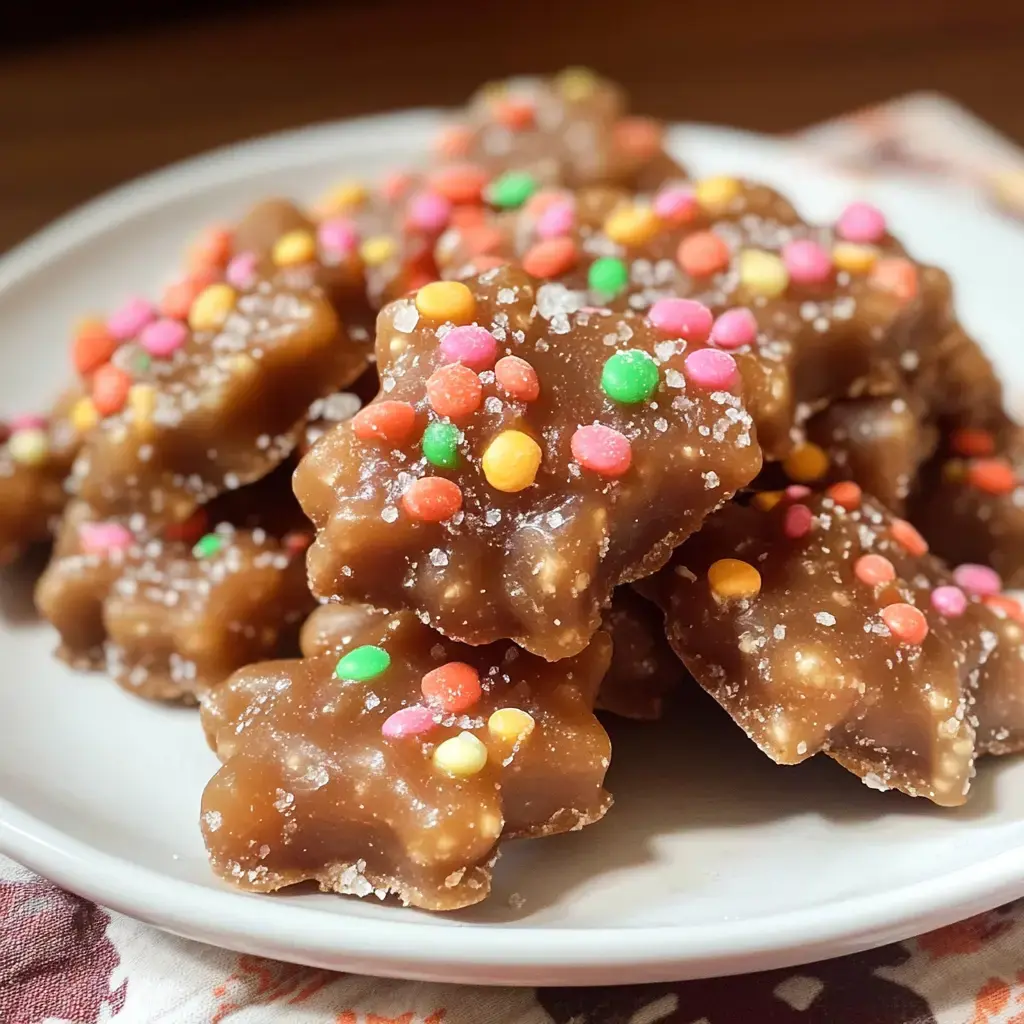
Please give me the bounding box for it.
[2,0,1023,251]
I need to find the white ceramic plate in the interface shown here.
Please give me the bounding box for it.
[2,112,1024,988]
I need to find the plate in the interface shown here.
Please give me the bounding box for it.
[2,112,1024,988]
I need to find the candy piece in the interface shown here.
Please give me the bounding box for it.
[488,171,537,210]
[781,239,832,285]
[188,284,236,332]
[709,307,757,350]
[536,199,575,239]
[738,249,789,297]
[487,707,536,743]
[430,164,489,205]
[316,219,358,258]
[752,490,783,511]
[439,325,498,370]
[382,704,437,738]
[837,202,887,244]
[72,320,118,376]
[931,585,967,618]
[827,480,863,511]
[952,563,1002,596]
[421,661,482,712]
[881,602,929,644]
[422,421,461,468]
[491,96,535,130]
[494,356,540,401]
[138,318,188,358]
[683,348,738,390]
[407,192,453,233]
[653,186,697,223]
[335,644,391,682]
[360,235,396,266]
[272,229,317,267]
[832,242,879,274]
[891,517,929,557]
[708,558,761,601]
[352,401,417,444]
[677,231,730,277]
[79,522,133,555]
[571,424,632,478]
[415,281,475,323]
[8,428,48,467]
[434,732,489,776]
[783,503,813,539]
[855,553,896,586]
[782,442,829,483]
[107,297,155,341]
[522,237,579,278]
[601,350,659,404]
[604,204,659,247]
[950,428,996,458]
[91,365,132,417]
[401,477,463,522]
[426,364,483,420]
[588,256,629,295]
[319,181,368,213]
[967,457,1016,495]
[870,257,918,302]
[192,533,224,559]
[695,176,741,211]
[481,430,542,492]
[647,298,712,341]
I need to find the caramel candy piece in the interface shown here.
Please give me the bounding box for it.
[641,492,986,805]
[973,596,1024,756]
[294,265,761,660]
[200,608,612,910]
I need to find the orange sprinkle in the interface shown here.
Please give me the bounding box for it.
[459,224,506,257]
[708,558,761,601]
[752,491,783,512]
[421,661,483,712]
[782,442,829,483]
[677,231,730,278]
[983,594,1024,625]
[890,517,929,557]
[491,97,535,131]
[522,236,579,278]
[950,427,996,458]
[855,553,896,587]
[967,457,1017,495]
[881,602,929,644]
[434,125,473,160]
[401,477,463,522]
[449,204,487,231]
[352,401,417,445]
[426,364,483,421]
[495,356,540,402]
[91,364,133,417]
[612,116,663,158]
[188,226,233,273]
[160,267,219,321]
[72,319,118,376]
[869,257,919,303]
[429,164,489,205]
[826,480,862,510]
[415,281,476,323]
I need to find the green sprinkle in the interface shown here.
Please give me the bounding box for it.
[130,351,152,375]
[422,421,460,468]
[601,350,660,404]
[335,644,391,682]
[192,533,224,559]
[588,256,629,296]
[488,171,537,210]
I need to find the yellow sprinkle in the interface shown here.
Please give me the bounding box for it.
[556,66,598,102]
[482,430,543,492]
[433,731,489,777]
[360,235,397,268]
[752,490,783,511]
[272,229,317,267]
[414,280,475,323]
[480,79,508,103]
[318,180,368,215]
[695,176,741,212]
[128,383,157,425]
[8,428,48,467]
[487,708,536,744]
[188,283,236,332]
[738,249,789,298]
[942,459,966,484]
[70,396,99,434]
[832,242,879,274]
[708,558,762,602]
[603,204,660,247]
[782,442,830,483]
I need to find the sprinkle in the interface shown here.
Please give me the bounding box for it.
[319,180,368,213]
[653,185,697,224]
[783,503,813,539]
[603,205,660,247]
[415,281,476,323]
[571,424,632,477]
[422,421,460,468]
[91,364,132,417]
[482,430,543,492]
[439,325,498,370]
[421,662,482,712]
[588,256,629,296]
[683,348,738,390]
[601,350,659,404]
[612,117,662,158]
[522,236,578,278]
[188,284,236,332]
[7,428,48,466]
[836,201,887,244]
[752,490,783,511]
[832,243,879,274]
[785,484,812,500]
[950,428,996,458]
[401,477,463,522]
[79,522,133,555]
[138,318,187,358]
[708,558,761,601]
[695,176,741,211]
[942,459,966,484]
[488,171,537,210]
[457,223,506,257]
[738,249,789,297]
[283,531,312,557]
[647,298,712,341]
[72,320,118,376]
[535,199,575,239]
[429,164,489,205]
[225,251,259,289]
[317,218,359,257]
[677,231,730,277]
[781,239,833,285]
[826,481,863,510]
[869,257,919,302]
[359,235,397,267]
[160,269,217,321]
[890,518,929,556]
[70,397,99,434]
[426,364,483,420]
[855,554,896,586]
[352,401,417,445]
[495,356,540,401]
[710,307,758,350]
[8,414,46,433]
[556,66,599,101]
[164,508,208,545]
[952,563,1002,596]
[881,602,929,645]
[188,226,233,272]
[107,297,156,341]
[407,192,453,233]
[931,585,968,618]
[782,442,829,483]
[488,707,536,744]
[983,594,1024,624]
[433,731,488,777]
[491,96,535,130]
[334,645,390,682]
[967,458,1017,495]
[192,533,224,559]
[382,705,437,739]
[128,383,156,425]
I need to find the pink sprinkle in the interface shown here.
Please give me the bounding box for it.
[782,239,833,285]
[317,218,359,257]
[139,318,188,358]
[535,199,576,239]
[382,704,436,738]
[683,348,739,390]
[79,521,133,556]
[571,424,632,478]
[647,298,713,341]
[381,172,413,203]
[836,201,887,244]
[653,185,697,223]
[952,563,1002,596]
[931,585,968,618]
[710,307,758,350]
[9,414,46,432]
[785,484,811,500]
[107,297,156,341]
[225,251,259,289]
[407,192,452,233]
[784,503,813,539]
[439,325,499,371]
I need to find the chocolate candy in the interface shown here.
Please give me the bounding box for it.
[294,265,761,660]
[640,491,988,805]
[200,607,612,910]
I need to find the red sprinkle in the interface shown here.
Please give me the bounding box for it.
[949,428,996,458]
[826,481,863,510]
[91,364,132,416]
[571,424,632,478]
[429,164,489,205]
[967,458,1017,496]
[421,661,483,712]
[401,477,463,522]
[881,602,929,644]
[522,237,579,279]
[855,554,896,587]
[890,518,929,557]
[352,401,417,445]
[495,356,540,401]
[677,232,730,278]
[983,593,1024,625]
[72,320,119,376]
[426,364,483,421]
[163,508,208,544]
[458,223,506,256]
[783,503,813,539]
[188,226,233,272]
[283,531,313,557]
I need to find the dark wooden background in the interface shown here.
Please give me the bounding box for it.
[2,0,1023,252]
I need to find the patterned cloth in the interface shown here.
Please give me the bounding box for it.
[5,96,1024,1024]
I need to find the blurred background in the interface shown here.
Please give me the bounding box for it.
[2,0,1023,250]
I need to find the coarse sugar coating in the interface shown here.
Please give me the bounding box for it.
[294,265,761,661]
[200,606,612,911]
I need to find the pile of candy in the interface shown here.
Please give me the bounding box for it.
[7,69,1024,911]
